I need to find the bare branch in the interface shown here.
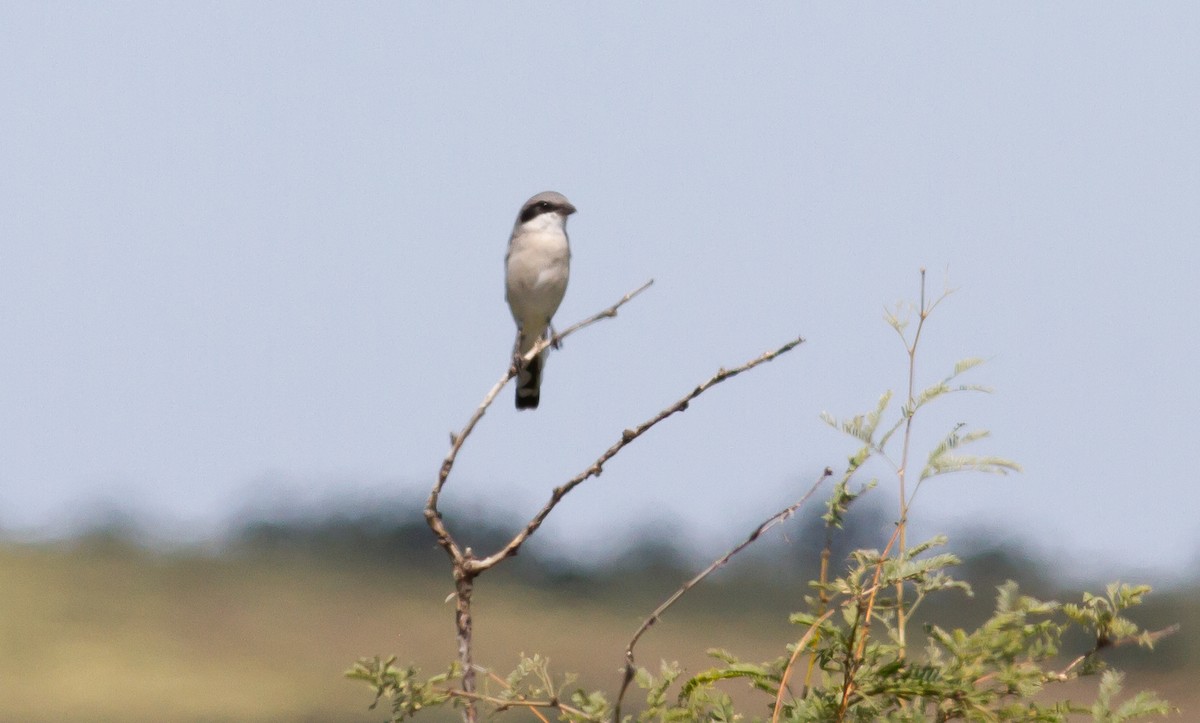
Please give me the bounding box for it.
[424,279,655,565]
[421,279,803,723]
[613,467,833,719]
[466,334,807,574]
[422,279,654,723]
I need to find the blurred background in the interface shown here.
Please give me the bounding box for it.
[2,3,1198,721]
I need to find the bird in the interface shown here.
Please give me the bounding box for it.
[504,191,576,410]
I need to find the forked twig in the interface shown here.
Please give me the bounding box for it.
[424,279,653,723]
[425,280,805,723]
[425,279,655,565]
[614,467,832,720]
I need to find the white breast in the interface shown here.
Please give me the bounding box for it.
[505,219,571,335]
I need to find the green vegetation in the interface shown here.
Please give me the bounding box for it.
[0,511,1195,722]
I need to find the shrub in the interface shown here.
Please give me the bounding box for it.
[350,272,1174,722]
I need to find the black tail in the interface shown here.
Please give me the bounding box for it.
[515,352,542,410]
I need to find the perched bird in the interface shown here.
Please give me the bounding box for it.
[504,191,576,410]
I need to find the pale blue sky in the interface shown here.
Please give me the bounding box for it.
[2,4,1198,582]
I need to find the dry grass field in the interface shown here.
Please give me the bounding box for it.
[1,537,1195,722]
[0,540,794,722]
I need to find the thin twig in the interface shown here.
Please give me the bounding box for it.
[442,688,593,721]
[481,667,553,723]
[613,467,832,720]
[468,334,806,574]
[555,279,656,340]
[838,270,946,721]
[893,268,930,657]
[771,607,838,723]
[1051,624,1181,680]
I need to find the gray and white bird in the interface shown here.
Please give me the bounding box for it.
[504,191,576,410]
